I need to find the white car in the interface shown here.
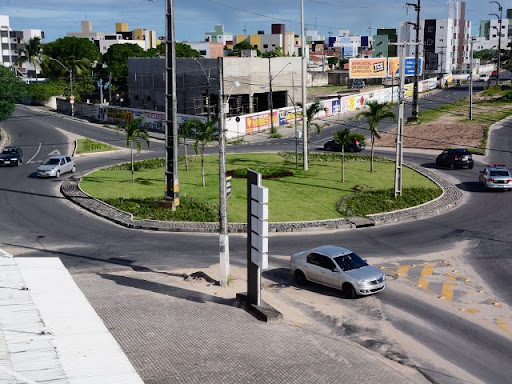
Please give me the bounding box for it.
[479,164,512,191]
[290,245,386,299]
[37,155,76,178]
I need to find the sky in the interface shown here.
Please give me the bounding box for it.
[2,0,510,43]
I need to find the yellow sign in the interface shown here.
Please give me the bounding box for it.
[388,58,399,77]
[349,58,387,79]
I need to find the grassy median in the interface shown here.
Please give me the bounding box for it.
[80,152,441,223]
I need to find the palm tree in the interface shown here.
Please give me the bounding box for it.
[179,119,196,171]
[356,101,396,172]
[333,128,352,182]
[188,117,218,187]
[117,117,150,182]
[17,37,43,80]
[298,99,327,158]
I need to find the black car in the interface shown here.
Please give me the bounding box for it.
[436,148,473,169]
[323,139,365,153]
[0,146,23,166]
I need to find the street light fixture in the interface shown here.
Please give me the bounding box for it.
[268,59,291,134]
[48,57,74,117]
[193,58,213,121]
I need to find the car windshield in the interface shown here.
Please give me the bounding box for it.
[2,148,15,153]
[490,170,510,177]
[333,252,368,271]
[43,158,60,165]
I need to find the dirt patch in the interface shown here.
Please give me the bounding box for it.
[377,119,486,150]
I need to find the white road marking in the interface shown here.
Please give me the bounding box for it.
[26,143,41,164]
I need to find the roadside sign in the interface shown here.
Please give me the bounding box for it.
[70,95,75,100]
[70,99,75,104]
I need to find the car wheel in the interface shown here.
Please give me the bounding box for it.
[294,270,307,285]
[71,165,76,173]
[342,283,357,299]
[55,170,60,178]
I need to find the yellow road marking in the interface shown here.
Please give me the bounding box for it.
[496,318,511,334]
[416,265,433,291]
[440,282,454,300]
[397,266,410,277]
[421,265,433,277]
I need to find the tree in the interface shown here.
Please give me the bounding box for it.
[356,101,396,172]
[175,42,201,58]
[333,128,352,182]
[327,57,339,67]
[0,66,26,121]
[187,117,218,187]
[117,117,150,182]
[262,47,284,57]
[43,37,100,74]
[231,40,260,57]
[178,119,196,171]
[298,99,327,157]
[17,37,43,80]
[102,43,147,82]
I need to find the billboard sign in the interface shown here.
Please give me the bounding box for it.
[387,57,423,77]
[349,58,387,79]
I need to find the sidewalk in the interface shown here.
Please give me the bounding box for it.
[0,248,431,384]
[0,250,144,384]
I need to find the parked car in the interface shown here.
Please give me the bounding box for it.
[350,80,366,89]
[479,74,490,82]
[436,148,474,169]
[290,245,386,299]
[0,146,23,166]
[323,139,365,152]
[37,155,76,178]
[479,164,512,191]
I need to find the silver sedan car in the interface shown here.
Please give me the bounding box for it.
[37,155,76,178]
[290,245,386,299]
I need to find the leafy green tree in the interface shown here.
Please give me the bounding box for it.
[117,117,150,182]
[333,128,352,182]
[43,37,100,74]
[298,99,327,158]
[231,39,260,57]
[262,47,284,57]
[175,42,201,58]
[178,119,197,171]
[25,80,67,103]
[0,66,26,121]
[356,101,396,172]
[327,57,339,67]
[17,37,43,80]
[103,44,146,82]
[187,117,218,187]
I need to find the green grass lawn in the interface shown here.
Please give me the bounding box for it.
[75,138,115,154]
[81,153,440,223]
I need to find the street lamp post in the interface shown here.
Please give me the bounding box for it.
[218,56,240,286]
[300,0,308,171]
[268,58,291,134]
[48,57,74,117]
[193,58,212,121]
[490,1,503,83]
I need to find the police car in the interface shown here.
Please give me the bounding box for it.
[479,164,512,191]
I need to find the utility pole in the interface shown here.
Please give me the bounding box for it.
[268,57,275,134]
[300,0,308,171]
[99,78,103,105]
[218,57,228,287]
[165,0,179,208]
[490,1,503,83]
[406,0,421,122]
[394,43,406,197]
[109,72,112,103]
[469,38,474,120]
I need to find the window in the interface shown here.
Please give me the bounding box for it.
[263,44,268,48]
[320,256,336,271]
[427,26,433,32]
[307,253,322,266]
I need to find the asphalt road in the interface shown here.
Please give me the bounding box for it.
[1,85,511,383]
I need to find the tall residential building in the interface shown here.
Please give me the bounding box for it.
[1,15,44,79]
[478,9,511,50]
[400,0,471,74]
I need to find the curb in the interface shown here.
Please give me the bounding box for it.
[61,160,462,233]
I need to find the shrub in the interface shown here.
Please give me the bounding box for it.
[227,166,293,179]
[104,195,218,221]
[335,187,442,217]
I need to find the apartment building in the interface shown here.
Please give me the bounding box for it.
[399,0,471,74]
[234,24,297,56]
[1,15,44,79]
[67,20,157,54]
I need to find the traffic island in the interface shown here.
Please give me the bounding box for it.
[235,292,282,323]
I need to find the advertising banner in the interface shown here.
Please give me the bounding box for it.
[349,58,387,79]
